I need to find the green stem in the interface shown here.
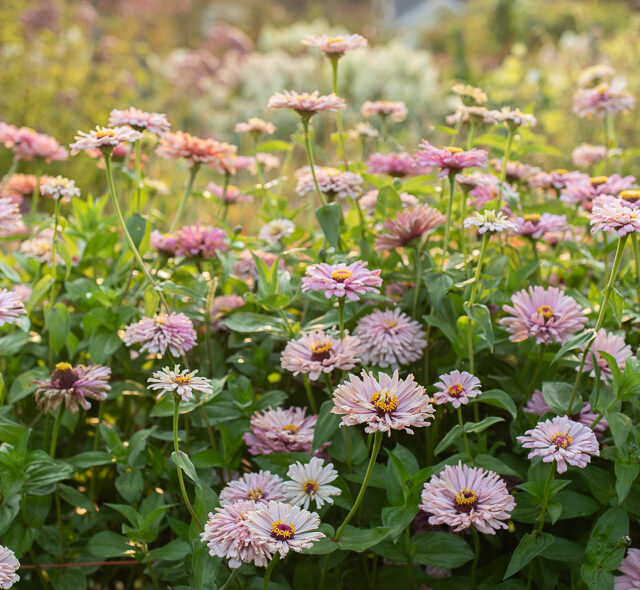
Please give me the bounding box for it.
[379,116,388,148]
[0,159,18,192]
[54,487,65,563]
[30,171,41,217]
[219,569,239,590]
[173,395,203,530]
[169,164,200,232]
[466,121,477,151]
[147,561,162,590]
[49,198,61,305]
[338,298,345,338]
[263,552,281,590]
[457,406,472,461]
[302,374,318,414]
[633,234,640,308]
[334,430,383,541]
[89,402,105,502]
[531,239,541,283]
[134,139,142,213]
[496,127,515,212]
[221,172,230,222]
[440,174,456,271]
[524,344,546,404]
[536,462,555,533]
[412,244,423,319]
[49,404,64,458]
[301,118,326,206]
[471,527,480,589]
[467,233,490,374]
[330,57,348,168]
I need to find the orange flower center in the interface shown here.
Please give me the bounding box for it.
[310,341,332,362]
[246,487,264,501]
[537,305,554,319]
[303,479,319,494]
[283,423,300,434]
[551,432,572,449]
[271,520,296,540]
[590,176,608,186]
[454,487,478,513]
[446,383,464,397]
[331,269,353,282]
[370,390,398,413]
[595,83,610,94]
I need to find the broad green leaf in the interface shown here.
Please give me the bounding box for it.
[584,507,629,571]
[464,302,494,352]
[337,525,391,551]
[44,303,70,354]
[313,400,341,451]
[315,203,342,248]
[464,416,504,434]
[149,538,191,561]
[171,451,202,489]
[412,532,474,568]
[88,531,132,559]
[434,424,462,455]
[504,532,555,579]
[470,389,516,418]
[115,469,143,503]
[614,460,639,503]
[542,381,582,415]
[551,330,595,365]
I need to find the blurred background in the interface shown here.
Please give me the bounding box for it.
[1,0,640,196]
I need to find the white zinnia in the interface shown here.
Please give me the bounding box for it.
[147,365,213,402]
[464,210,518,234]
[282,457,341,509]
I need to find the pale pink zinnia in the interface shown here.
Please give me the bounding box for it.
[360,100,408,122]
[11,127,68,162]
[491,159,535,183]
[267,91,346,116]
[572,144,607,168]
[124,312,197,357]
[0,288,26,326]
[146,365,213,402]
[0,123,19,148]
[561,174,635,207]
[589,195,640,236]
[573,79,635,119]
[150,230,179,257]
[40,176,81,202]
[414,142,487,178]
[235,117,276,136]
[258,219,295,244]
[295,166,363,200]
[419,462,515,534]
[219,471,285,506]
[528,170,584,192]
[301,33,367,56]
[332,369,435,435]
[375,205,445,250]
[70,126,142,155]
[359,190,419,216]
[172,223,228,258]
[433,370,481,408]
[201,500,271,568]
[243,407,318,455]
[616,548,640,590]
[108,107,171,136]
[0,545,19,589]
[280,329,362,381]
[513,213,568,239]
[500,286,587,345]
[517,415,599,473]
[581,328,632,383]
[301,261,382,301]
[156,131,237,169]
[492,107,537,129]
[354,308,426,368]
[0,198,22,234]
[367,152,429,177]
[245,501,324,557]
[206,182,252,204]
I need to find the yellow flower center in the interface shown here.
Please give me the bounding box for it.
[595,83,610,94]
[446,383,464,397]
[620,189,640,202]
[270,520,296,541]
[523,213,542,222]
[55,362,73,372]
[310,341,332,362]
[370,390,398,413]
[154,315,166,325]
[551,432,572,449]
[327,36,345,44]
[174,375,192,386]
[383,320,398,329]
[331,269,353,282]
[283,423,300,433]
[445,146,464,154]
[454,487,478,513]
[95,127,117,139]
[303,479,319,494]
[246,487,264,501]
[551,169,568,175]
[537,305,554,319]
[590,176,608,186]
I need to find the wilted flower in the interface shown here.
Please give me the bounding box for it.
[451,83,487,104]
[0,288,26,327]
[283,457,341,509]
[572,144,607,168]
[296,166,363,200]
[302,261,382,301]
[419,462,515,534]
[268,91,346,117]
[0,545,19,589]
[367,152,428,177]
[573,79,635,119]
[235,117,276,136]
[524,391,608,435]
[359,190,418,216]
[492,107,536,129]
[581,328,632,383]
[332,369,434,435]
[34,362,111,414]
[433,370,482,408]
[258,218,296,244]
[616,548,640,590]
[281,329,362,381]
[414,142,487,178]
[354,308,427,368]
[124,312,197,357]
[10,127,67,162]
[375,205,445,250]
[360,100,408,122]
[243,407,318,455]
[500,286,587,345]
[220,471,285,506]
[0,199,22,234]
[589,195,640,236]
[517,415,599,473]
[108,107,170,136]
[245,501,325,557]
[70,126,142,155]
[172,223,228,258]
[301,33,367,56]
[156,131,237,169]
[513,213,569,239]
[201,500,270,568]
[147,365,213,402]
[464,210,518,234]
[40,176,81,202]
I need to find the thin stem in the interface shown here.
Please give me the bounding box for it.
[379,115,388,147]
[330,57,348,168]
[54,488,65,563]
[412,244,423,319]
[440,174,456,271]
[466,121,477,151]
[49,405,64,458]
[89,402,105,502]
[524,345,546,404]
[302,375,318,414]
[263,552,281,590]
[334,430,383,541]
[536,462,555,534]
[457,406,472,461]
[633,234,640,308]
[30,171,41,217]
[147,561,162,590]
[338,298,345,338]
[530,239,541,283]
[471,527,480,589]
[172,395,203,530]
[221,172,230,222]
[467,233,490,374]
[219,569,239,590]
[301,118,326,206]
[169,164,200,232]
[0,159,18,192]
[49,198,61,303]
[134,139,142,213]
[496,127,515,212]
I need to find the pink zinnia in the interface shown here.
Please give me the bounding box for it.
[359,190,418,216]
[124,312,197,357]
[280,329,362,381]
[219,471,285,506]
[0,544,19,589]
[231,250,282,281]
[375,205,445,250]
[40,176,81,202]
[360,101,408,122]
[235,118,276,136]
[0,288,26,327]
[491,159,535,183]
[419,462,515,534]
[243,407,318,455]
[267,91,346,116]
[353,308,426,368]
[414,142,487,178]
[581,328,632,383]
[492,107,537,129]
[173,223,228,258]
[206,182,252,204]
[156,131,237,169]
[0,122,19,148]
[572,144,607,168]
[211,295,245,331]
[332,369,435,435]
[108,107,170,136]
[70,126,142,155]
[301,33,367,56]
[11,127,67,162]
[245,501,324,558]
[433,370,482,408]
[561,174,635,207]
[513,213,568,239]
[367,152,428,177]
[573,79,635,119]
[0,199,22,234]
[301,261,382,301]
[201,500,270,568]
[500,286,587,345]
[150,230,179,257]
[616,548,640,590]
[589,195,640,236]
[296,166,363,200]
[528,170,584,191]
[517,415,599,473]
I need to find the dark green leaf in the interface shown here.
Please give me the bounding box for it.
[542,381,582,415]
[504,532,555,579]
[434,424,462,455]
[171,451,201,489]
[412,532,474,568]
[315,203,342,249]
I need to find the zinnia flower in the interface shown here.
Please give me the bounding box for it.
[206,182,252,204]
[573,79,635,119]
[124,312,197,357]
[518,415,599,473]
[572,144,607,168]
[375,205,445,250]
[500,286,587,345]
[235,118,276,136]
[243,407,318,455]
[0,199,22,234]
[201,500,271,568]
[492,107,537,129]
[245,501,325,557]
[70,126,142,155]
[156,131,237,169]
[282,457,341,509]
[581,328,632,383]
[414,142,487,178]
[281,329,362,381]
[108,107,170,136]
[433,370,482,408]
[419,462,515,534]
[0,545,19,589]
[10,127,67,162]
[301,261,382,301]
[367,152,428,177]
[332,369,435,435]
[616,548,640,590]
[40,176,81,202]
[19,227,55,263]
[524,391,608,435]
[150,231,179,257]
[258,219,296,244]
[147,365,213,402]
[296,166,363,200]
[589,195,640,236]
[360,100,408,122]
[0,288,26,327]
[446,106,497,126]
[513,213,569,239]
[34,362,111,414]
[451,83,488,104]
[267,91,346,117]
[491,159,535,183]
[172,223,228,258]
[464,210,518,234]
[220,471,285,506]
[353,308,426,368]
[301,33,367,56]
[561,174,635,207]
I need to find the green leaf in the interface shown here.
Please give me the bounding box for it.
[337,525,391,551]
[615,460,639,503]
[504,532,555,579]
[474,454,522,477]
[115,469,143,503]
[56,241,73,279]
[610,287,624,327]
[44,303,70,354]
[88,531,132,559]
[423,314,457,345]
[8,367,48,403]
[540,536,585,563]
[606,411,632,449]
[581,563,615,590]
[126,213,147,248]
[171,451,201,489]
[464,416,504,434]
[301,523,339,555]
[585,507,629,571]
[58,485,96,513]
[313,400,341,451]
[68,451,114,469]
[469,389,517,418]
[412,532,474,568]
[381,506,419,541]
[221,312,285,335]
[315,203,342,248]
[434,424,462,455]
[375,186,403,218]
[26,276,53,314]
[149,538,191,561]
[464,302,494,352]
[257,140,291,152]
[542,381,582,415]
[551,330,595,365]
